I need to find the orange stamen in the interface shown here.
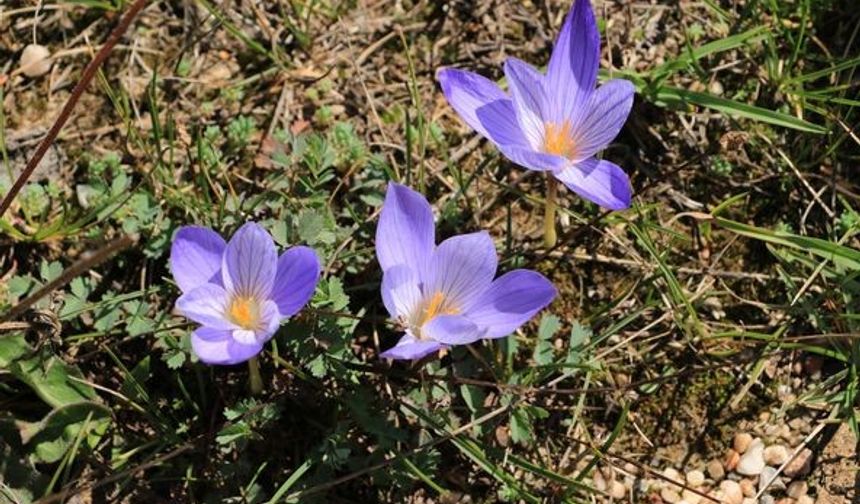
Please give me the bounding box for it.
[419,291,459,327]
[228,297,260,329]
[542,121,576,158]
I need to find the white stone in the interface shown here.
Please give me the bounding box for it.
[686,469,705,487]
[663,467,682,482]
[736,439,765,476]
[19,44,52,78]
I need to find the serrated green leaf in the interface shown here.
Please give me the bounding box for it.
[566,322,592,365]
[509,408,533,446]
[165,350,186,369]
[533,314,560,366]
[297,210,325,245]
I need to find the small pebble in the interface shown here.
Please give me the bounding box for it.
[661,487,682,503]
[682,489,703,504]
[760,495,775,504]
[609,480,626,500]
[764,445,789,466]
[737,439,765,476]
[19,44,52,78]
[709,80,724,96]
[686,469,705,487]
[707,459,726,481]
[725,449,740,471]
[787,481,808,499]
[592,470,607,492]
[664,467,682,482]
[796,496,813,504]
[734,433,753,454]
[784,448,813,477]
[759,467,786,492]
[739,479,755,497]
[720,480,744,504]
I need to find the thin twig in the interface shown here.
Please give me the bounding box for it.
[0,0,150,218]
[0,235,135,323]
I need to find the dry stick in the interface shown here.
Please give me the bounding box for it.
[0,235,135,324]
[0,0,150,218]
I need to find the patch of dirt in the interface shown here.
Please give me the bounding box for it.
[813,423,858,503]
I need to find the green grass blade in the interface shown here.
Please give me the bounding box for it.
[653,86,828,133]
[714,217,860,270]
[786,55,860,84]
[652,26,769,79]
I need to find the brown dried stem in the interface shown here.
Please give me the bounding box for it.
[0,234,135,323]
[0,0,150,218]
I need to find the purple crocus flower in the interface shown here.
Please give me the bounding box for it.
[437,0,635,210]
[376,183,557,360]
[170,222,320,365]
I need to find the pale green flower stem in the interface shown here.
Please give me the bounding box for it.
[543,174,558,248]
[248,356,263,395]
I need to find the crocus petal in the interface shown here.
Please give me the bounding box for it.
[466,270,557,339]
[191,327,263,365]
[503,57,547,150]
[428,231,497,311]
[570,79,635,160]
[260,300,281,338]
[232,329,258,345]
[271,246,320,318]
[176,283,235,330]
[547,0,600,123]
[381,265,423,320]
[380,332,443,360]
[437,68,530,148]
[222,222,277,299]
[170,226,226,292]
[554,157,631,210]
[376,183,435,276]
[498,145,568,172]
[422,315,482,345]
